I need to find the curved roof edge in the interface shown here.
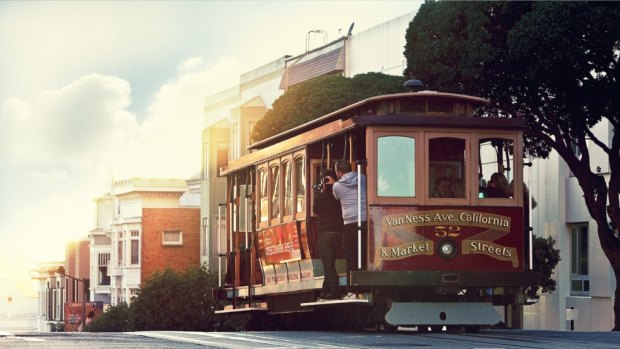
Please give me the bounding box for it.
[248,91,490,150]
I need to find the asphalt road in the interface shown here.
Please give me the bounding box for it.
[2,329,620,348]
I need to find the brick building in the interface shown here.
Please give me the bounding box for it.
[107,178,200,306]
[141,205,201,282]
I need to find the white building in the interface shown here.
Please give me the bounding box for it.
[524,121,616,331]
[89,194,114,306]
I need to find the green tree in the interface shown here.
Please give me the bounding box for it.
[405,1,620,330]
[526,236,561,300]
[251,73,406,142]
[87,266,245,332]
[131,266,219,331]
[86,302,133,332]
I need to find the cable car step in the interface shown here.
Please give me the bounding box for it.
[301,298,370,307]
[214,302,268,314]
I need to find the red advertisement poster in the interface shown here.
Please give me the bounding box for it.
[64,301,103,332]
[257,222,302,264]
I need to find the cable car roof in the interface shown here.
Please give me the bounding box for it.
[248,91,490,151]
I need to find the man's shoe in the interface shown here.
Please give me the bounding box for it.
[342,292,357,300]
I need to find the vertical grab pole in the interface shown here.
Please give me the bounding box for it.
[247,169,254,304]
[357,162,362,270]
[245,195,249,249]
[528,162,534,270]
[229,202,234,255]
[217,203,225,287]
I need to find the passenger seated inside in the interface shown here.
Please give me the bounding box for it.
[452,177,465,198]
[485,172,511,198]
[433,176,453,198]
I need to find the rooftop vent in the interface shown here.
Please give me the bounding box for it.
[404,79,424,92]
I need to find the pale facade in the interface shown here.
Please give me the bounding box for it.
[31,261,64,332]
[89,194,113,305]
[524,121,616,331]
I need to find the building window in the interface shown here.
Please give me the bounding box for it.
[203,141,209,180]
[130,230,140,265]
[162,230,183,246]
[98,253,111,286]
[232,122,239,159]
[216,147,229,177]
[93,235,111,245]
[117,232,124,267]
[570,224,589,296]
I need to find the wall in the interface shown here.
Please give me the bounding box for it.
[524,121,616,331]
[140,207,201,282]
[346,12,415,77]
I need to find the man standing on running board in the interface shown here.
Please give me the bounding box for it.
[332,159,367,300]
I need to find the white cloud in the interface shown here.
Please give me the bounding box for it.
[0,74,138,169]
[111,57,242,179]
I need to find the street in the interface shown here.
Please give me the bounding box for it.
[2,329,620,349]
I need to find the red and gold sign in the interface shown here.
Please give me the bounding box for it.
[369,206,524,272]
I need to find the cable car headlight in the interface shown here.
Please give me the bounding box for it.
[437,238,458,260]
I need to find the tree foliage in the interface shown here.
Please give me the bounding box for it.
[86,265,246,332]
[251,73,406,142]
[526,236,561,300]
[405,1,620,330]
[86,302,133,332]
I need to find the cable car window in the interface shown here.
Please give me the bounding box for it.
[428,100,454,113]
[377,136,415,197]
[429,137,465,198]
[400,100,425,113]
[283,160,293,216]
[270,165,280,219]
[295,156,305,214]
[479,138,514,198]
[259,169,268,223]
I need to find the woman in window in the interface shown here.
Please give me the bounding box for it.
[485,172,511,198]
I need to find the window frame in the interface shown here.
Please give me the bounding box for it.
[425,132,470,206]
[570,223,590,296]
[257,164,269,229]
[293,151,306,220]
[117,231,124,267]
[367,128,421,205]
[130,230,140,265]
[281,155,295,222]
[268,159,282,226]
[473,132,522,207]
[216,146,229,178]
[162,229,184,246]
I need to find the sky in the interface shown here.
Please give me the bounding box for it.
[0,0,421,298]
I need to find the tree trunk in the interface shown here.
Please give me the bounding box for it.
[615,273,620,331]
